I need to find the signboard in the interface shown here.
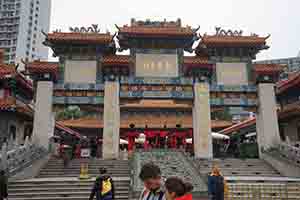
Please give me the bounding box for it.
[136,53,178,77]
[119,91,193,99]
[216,62,248,85]
[81,148,90,158]
[224,98,244,105]
[210,98,257,106]
[53,97,104,104]
[64,60,97,83]
[120,77,193,85]
[210,85,257,92]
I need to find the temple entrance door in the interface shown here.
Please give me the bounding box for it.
[122,129,193,153]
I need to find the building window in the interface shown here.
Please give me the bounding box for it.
[33,34,36,38]
[26,51,29,56]
[32,47,35,51]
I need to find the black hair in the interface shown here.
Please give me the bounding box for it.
[99,167,107,174]
[165,177,193,197]
[139,163,161,181]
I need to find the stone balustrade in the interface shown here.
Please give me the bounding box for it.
[0,137,47,176]
[278,143,300,166]
[132,149,207,194]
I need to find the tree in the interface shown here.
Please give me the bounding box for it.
[211,108,232,121]
[56,106,82,120]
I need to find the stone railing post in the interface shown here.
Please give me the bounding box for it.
[193,82,213,159]
[1,143,7,172]
[103,81,120,159]
[32,81,54,150]
[256,83,280,156]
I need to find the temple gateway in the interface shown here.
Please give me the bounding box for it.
[25,18,283,159]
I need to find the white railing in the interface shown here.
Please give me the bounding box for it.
[278,143,300,166]
[0,137,47,176]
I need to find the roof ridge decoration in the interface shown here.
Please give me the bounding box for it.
[69,24,101,33]
[215,27,243,37]
[130,18,182,27]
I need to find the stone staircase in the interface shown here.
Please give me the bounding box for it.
[226,178,300,199]
[38,158,130,178]
[8,158,131,200]
[191,158,282,177]
[189,157,300,199]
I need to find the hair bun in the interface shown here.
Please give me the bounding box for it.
[184,182,193,193]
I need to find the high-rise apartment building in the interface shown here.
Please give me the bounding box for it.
[0,0,51,64]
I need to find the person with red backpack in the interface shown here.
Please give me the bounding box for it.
[89,167,115,200]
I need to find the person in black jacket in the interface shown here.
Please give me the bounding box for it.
[0,170,8,200]
[208,166,224,200]
[89,167,115,200]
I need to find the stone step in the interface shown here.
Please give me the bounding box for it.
[38,168,129,171]
[37,174,130,178]
[9,182,130,189]
[9,179,129,186]
[40,169,130,174]
[47,159,129,164]
[9,178,130,200]
[9,186,129,192]
[198,167,279,171]
[8,195,129,200]
[200,171,281,175]
[9,190,129,197]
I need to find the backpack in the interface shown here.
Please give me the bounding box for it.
[101,178,112,196]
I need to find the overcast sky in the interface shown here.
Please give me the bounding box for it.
[50,0,300,60]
